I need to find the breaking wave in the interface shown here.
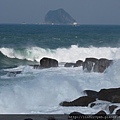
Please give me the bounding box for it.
[0,45,120,63]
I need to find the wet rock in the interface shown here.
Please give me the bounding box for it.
[40,57,58,68]
[33,65,41,69]
[93,111,113,120]
[68,112,86,120]
[64,63,75,67]
[109,105,118,114]
[83,58,98,72]
[89,103,96,108]
[24,118,33,120]
[94,110,107,115]
[83,58,112,73]
[60,96,96,107]
[94,58,113,73]
[83,90,98,98]
[74,60,83,67]
[112,95,120,103]
[98,88,120,103]
[48,117,56,120]
[116,109,120,116]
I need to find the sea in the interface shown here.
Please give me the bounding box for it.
[0,24,120,114]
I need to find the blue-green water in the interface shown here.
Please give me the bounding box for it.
[0,24,120,68]
[0,24,120,49]
[0,24,120,114]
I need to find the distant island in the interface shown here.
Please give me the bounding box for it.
[44,8,77,25]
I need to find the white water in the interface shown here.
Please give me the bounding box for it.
[0,59,120,114]
[0,46,120,114]
[1,45,120,62]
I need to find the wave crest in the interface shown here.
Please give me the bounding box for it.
[0,45,120,62]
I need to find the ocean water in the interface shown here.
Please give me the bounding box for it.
[0,24,120,114]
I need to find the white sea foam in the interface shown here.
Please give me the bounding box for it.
[0,45,120,113]
[1,45,120,62]
[0,60,120,113]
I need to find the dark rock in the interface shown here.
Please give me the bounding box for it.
[40,57,58,68]
[33,65,41,69]
[93,111,113,120]
[45,8,76,25]
[116,109,120,116]
[98,88,120,103]
[89,103,96,108]
[24,118,33,120]
[68,112,86,120]
[64,63,75,67]
[60,96,96,107]
[48,117,56,120]
[83,58,98,72]
[74,60,83,67]
[109,105,118,114]
[69,111,113,120]
[112,95,120,103]
[94,58,113,73]
[83,58,112,73]
[94,110,107,115]
[83,90,98,98]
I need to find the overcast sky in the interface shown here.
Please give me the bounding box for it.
[0,0,120,25]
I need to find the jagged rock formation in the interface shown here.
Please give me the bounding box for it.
[44,8,77,25]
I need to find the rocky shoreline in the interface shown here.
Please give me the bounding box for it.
[37,57,120,119]
[34,57,113,73]
[60,87,120,116]
[6,57,120,119]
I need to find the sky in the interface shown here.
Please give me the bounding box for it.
[0,0,120,25]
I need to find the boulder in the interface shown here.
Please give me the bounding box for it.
[83,58,113,73]
[94,58,113,73]
[40,57,58,68]
[48,117,56,120]
[83,90,98,98]
[109,105,118,114]
[24,118,33,120]
[94,110,107,116]
[116,109,120,116]
[89,103,96,108]
[33,65,41,69]
[69,111,113,120]
[64,63,75,67]
[83,58,98,72]
[68,112,86,120]
[98,88,120,103]
[60,96,96,107]
[93,111,114,120]
[74,60,83,67]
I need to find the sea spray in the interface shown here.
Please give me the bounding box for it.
[0,25,120,114]
[1,45,120,62]
[1,64,120,113]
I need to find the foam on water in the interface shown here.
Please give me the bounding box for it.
[0,59,120,113]
[1,45,120,113]
[1,45,120,62]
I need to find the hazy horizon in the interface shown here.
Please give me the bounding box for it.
[0,0,120,25]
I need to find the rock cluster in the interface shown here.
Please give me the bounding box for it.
[33,57,112,73]
[60,87,120,117]
[68,111,113,120]
[65,57,112,73]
